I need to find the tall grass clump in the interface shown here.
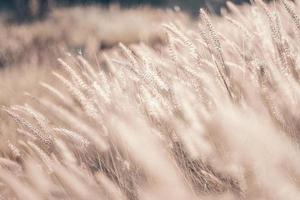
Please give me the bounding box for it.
[2,0,300,199]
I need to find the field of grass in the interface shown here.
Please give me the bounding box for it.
[1,0,300,199]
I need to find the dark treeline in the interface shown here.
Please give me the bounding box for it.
[0,0,249,9]
[0,0,250,22]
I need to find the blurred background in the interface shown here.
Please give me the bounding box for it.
[0,0,249,20]
[0,0,252,71]
[0,0,251,105]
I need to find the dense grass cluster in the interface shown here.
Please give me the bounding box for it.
[1,0,300,199]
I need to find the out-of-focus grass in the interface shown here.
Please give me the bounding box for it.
[0,5,189,68]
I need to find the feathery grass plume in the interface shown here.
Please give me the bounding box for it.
[53,128,90,151]
[139,57,169,92]
[200,9,229,76]
[282,38,300,80]
[39,99,108,151]
[216,31,246,65]
[40,82,73,106]
[273,12,298,80]
[58,58,88,91]
[1,107,51,148]
[199,10,234,100]
[255,0,277,37]
[281,0,300,34]
[77,55,98,80]
[255,0,294,81]
[14,104,50,132]
[163,23,200,65]
[119,43,140,72]
[52,71,98,119]
[166,32,179,66]
[11,105,54,152]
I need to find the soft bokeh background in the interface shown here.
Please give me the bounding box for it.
[0,0,251,69]
[0,0,249,18]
